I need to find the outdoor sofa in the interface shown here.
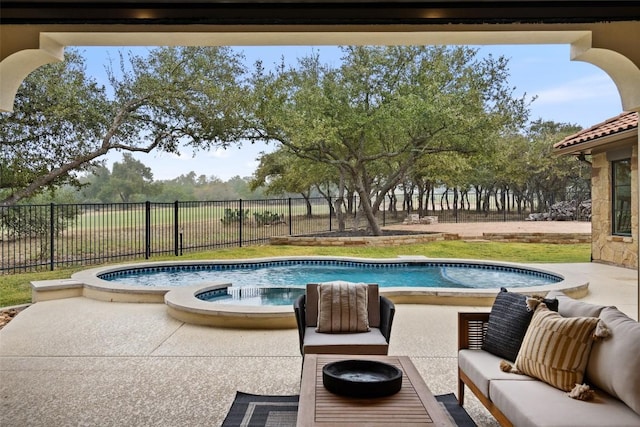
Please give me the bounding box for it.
[458,289,640,427]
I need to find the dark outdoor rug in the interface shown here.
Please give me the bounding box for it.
[436,393,478,427]
[222,392,299,427]
[222,391,476,427]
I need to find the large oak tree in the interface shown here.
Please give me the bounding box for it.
[0,47,250,206]
[250,46,529,234]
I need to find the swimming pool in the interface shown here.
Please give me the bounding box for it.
[62,257,585,329]
[98,258,562,291]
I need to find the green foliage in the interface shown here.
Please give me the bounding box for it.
[109,153,159,202]
[251,149,335,199]
[77,164,265,203]
[220,208,283,225]
[410,119,588,214]
[1,205,77,239]
[0,50,109,205]
[253,210,283,225]
[522,120,589,205]
[1,206,50,240]
[1,45,585,220]
[220,208,250,224]
[0,203,79,260]
[251,46,529,234]
[1,47,250,206]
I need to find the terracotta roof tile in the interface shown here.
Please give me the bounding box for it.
[553,111,638,151]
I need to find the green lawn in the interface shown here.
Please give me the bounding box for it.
[0,241,590,307]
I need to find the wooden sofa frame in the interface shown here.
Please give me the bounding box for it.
[457,312,513,427]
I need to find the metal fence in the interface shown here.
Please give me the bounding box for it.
[1,193,587,274]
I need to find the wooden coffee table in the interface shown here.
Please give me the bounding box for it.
[297,354,455,426]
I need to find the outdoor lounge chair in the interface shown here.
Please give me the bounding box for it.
[293,282,395,356]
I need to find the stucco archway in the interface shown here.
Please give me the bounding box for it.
[1,28,640,113]
[1,8,639,317]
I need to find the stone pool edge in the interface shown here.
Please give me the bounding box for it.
[164,283,299,329]
[30,256,588,329]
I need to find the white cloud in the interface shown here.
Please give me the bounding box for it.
[534,74,618,106]
[165,151,187,160]
[207,147,233,159]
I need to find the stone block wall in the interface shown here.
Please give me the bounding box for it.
[591,147,638,268]
[269,232,458,247]
[269,232,590,246]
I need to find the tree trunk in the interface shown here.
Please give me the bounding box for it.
[430,186,435,214]
[353,204,362,231]
[334,172,347,231]
[302,194,312,218]
[357,188,382,235]
[334,198,346,231]
[389,192,398,216]
[417,184,426,216]
[441,189,450,210]
[453,187,459,211]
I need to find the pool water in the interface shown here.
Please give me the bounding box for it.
[196,286,306,306]
[102,260,561,291]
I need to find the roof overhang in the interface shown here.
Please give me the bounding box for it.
[2,1,639,25]
[554,128,638,157]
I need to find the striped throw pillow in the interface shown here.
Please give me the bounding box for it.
[316,282,370,333]
[515,304,599,391]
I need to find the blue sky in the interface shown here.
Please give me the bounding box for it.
[79,44,622,181]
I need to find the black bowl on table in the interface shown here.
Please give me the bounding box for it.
[322,359,403,398]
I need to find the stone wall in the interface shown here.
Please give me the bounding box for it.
[269,233,459,247]
[591,147,638,268]
[481,233,590,244]
[269,232,590,246]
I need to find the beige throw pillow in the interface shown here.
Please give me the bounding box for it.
[316,282,369,333]
[514,304,599,392]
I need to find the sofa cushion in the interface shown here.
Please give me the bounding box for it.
[514,304,599,392]
[316,282,370,333]
[490,379,640,427]
[482,287,558,362]
[458,349,535,398]
[545,290,606,318]
[586,307,640,416]
[305,283,380,328]
[302,326,388,354]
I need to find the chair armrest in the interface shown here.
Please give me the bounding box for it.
[379,296,395,344]
[293,294,306,355]
[458,312,490,351]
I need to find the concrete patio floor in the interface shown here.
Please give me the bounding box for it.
[0,262,637,427]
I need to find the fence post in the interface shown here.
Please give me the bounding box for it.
[145,201,151,259]
[174,201,179,256]
[49,203,55,271]
[288,198,292,236]
[329,198,333,231]
[239,199,243,248]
